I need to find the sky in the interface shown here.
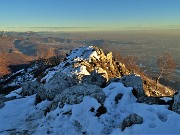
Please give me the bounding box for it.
[0,0,180,31]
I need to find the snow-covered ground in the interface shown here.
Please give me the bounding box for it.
[1,82,180,134]
[41,46,100,83]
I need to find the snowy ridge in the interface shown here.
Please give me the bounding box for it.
[41,46,101,82]
[0,46,180,134]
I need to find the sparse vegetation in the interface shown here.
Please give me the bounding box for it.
[0,53,10,77]
[155,52,176,91]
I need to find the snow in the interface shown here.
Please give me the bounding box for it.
[66,46,99,63]
[1,45,180,134]
[41,46,98,82]
[41,69,58,82]
[1,82,180,134]
[0,95,51,134]
[160,97,173,102]
[5,88,22,98]
[0,95,35,132]
[73,65,90,75]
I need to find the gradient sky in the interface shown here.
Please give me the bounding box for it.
[0,0,180,31]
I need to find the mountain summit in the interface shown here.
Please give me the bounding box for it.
[0,46,180,134]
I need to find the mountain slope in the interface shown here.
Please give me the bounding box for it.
[0,46,179,134]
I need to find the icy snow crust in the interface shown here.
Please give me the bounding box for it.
[1,82,180,134]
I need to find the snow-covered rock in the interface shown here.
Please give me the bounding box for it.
[107,74,145,98]
[22,80,41,96]
[81,70,107,87]
[121,113,143,131]
[42,46,127,83]
[50,84,105,110]
[172,91,180,114]
[44,72,78,100]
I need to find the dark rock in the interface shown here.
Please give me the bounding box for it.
[44,107,50,116]
[90,107,95,112]
[0,86,20,95]
[137,96,167,105]
[96,105,107,117]
[115,93,123,104]
[172,91,180,114]
[121,113,143,131]
[82,70,107,87]
[0,100,5,109]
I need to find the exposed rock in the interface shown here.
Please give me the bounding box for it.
[107,74,145,98]
[114,93,123,104]
[119,75,145,98]
[95,105,107,117]
[0,94,5,108]
[121,113,143,131]
[50,84,106,110]
[172,92,180,114]
[0,100,5,109]
[22,80,42,96]
[81,70,107,87]
[22,72,78,101]
[43,46,129,84]
[137,96,167,105]
[44,72,78,100]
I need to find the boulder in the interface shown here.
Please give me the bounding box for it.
[81,70,107,87]
[50,84,106,110]
[107,74,145,98]
[121,113,143,131]
[95,105,107,117]
[172,92,180,114]
[22,72,78,101]
[22,81,41,96]
[120,75,145,98]
[44,72,78,100]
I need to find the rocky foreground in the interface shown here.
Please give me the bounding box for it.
[0,46,180,134]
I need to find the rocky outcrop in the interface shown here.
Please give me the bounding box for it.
[121,113,143,131]
[81,70,107,87]
[50,84,106,110]
[22,72,78,101]
[22,81,42,96]
[119,74,145,98]
[42,46,130,84]
[107,74,145,98]
[44,73,78,100]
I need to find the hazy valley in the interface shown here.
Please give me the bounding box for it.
[0,30,179,91]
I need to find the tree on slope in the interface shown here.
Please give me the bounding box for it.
[156,52,176,90]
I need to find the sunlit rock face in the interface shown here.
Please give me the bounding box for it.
[42,46,129,84]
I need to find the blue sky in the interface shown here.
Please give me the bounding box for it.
[0,0,180,31]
